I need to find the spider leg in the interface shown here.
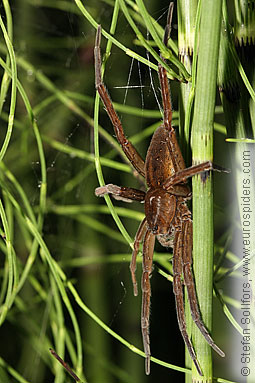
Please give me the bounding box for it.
[158,3,174,130]
[173,226,203,376]
[130,218,147,296]
[164,184,191,198]
[163,161,230,190]
[141,229,155,375]
[94,26,145,177]
[95,183,145,203]
[157,4,187,173]
[182,212,225,358]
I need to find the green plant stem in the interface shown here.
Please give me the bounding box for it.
[177,1,199,381]
[0,14,17,161]
[191,0,223,381]
[118,0,184,81]
[133,0,190,80]
[73,0,163,75]
[178,0,201,160]
[0,0,12,115]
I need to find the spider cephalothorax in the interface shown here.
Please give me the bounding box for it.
[94,3,225,375]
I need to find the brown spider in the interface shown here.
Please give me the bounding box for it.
[94,4,225,376]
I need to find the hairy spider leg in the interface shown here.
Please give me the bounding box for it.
[94,26,145,178]
[130,218,148,297]
[163,2,174,49]
[173,213,203,376]
[157,4,187,176]
[158,2,174,131]
[95,184,145,203]
[50,349,80,382]
[141,230,155,375]
[163,161,229,190]
[181,206,225,358]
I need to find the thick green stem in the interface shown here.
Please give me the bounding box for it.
[191,0,222,381]
[178,0,198,161]
[177,1,198,382]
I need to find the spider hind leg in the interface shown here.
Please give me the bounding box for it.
[172,203,225,376]
[130,218,148,296]
[141,230,155,375]
[182,216,225,358]
[173,228,203,376]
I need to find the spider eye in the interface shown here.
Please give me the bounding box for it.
[152,225,158,233]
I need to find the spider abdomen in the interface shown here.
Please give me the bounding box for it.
[145,188,176,235]
[145,126,186,188]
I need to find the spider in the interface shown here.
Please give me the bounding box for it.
[94,3,225,376]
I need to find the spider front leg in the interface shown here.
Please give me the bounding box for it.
[94,26,145,177]
[95,184,145,203]
[163,161,230,190]
[141,230,155,375]
[158,2,174,131]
